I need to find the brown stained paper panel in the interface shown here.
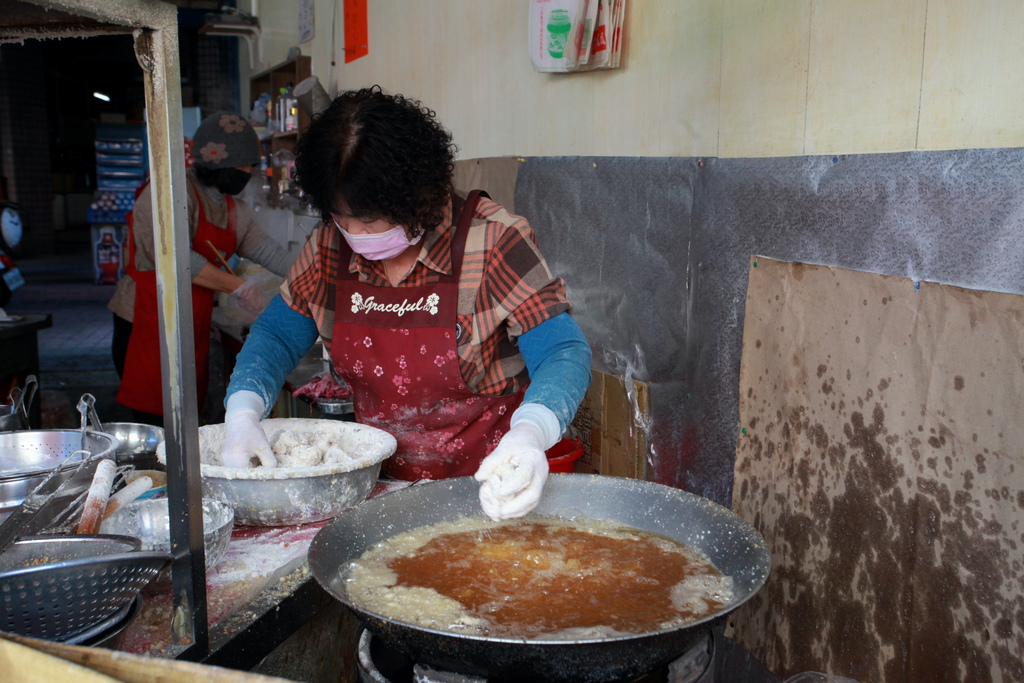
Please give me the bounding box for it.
[729,256,1024,683]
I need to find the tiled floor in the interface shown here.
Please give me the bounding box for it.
[5,249,133,427]
[5,246,319,428]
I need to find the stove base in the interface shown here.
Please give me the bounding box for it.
[356,628,715,683]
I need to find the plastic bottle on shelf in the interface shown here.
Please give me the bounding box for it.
[95,227,122,285]
[266,91,277,133]
[276,84,298,132]
[251,92,271,127]
[285,84,299,132]
[275,87,287,132]
[260,154,271,191]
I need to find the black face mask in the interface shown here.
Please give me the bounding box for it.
[217,168,253,196]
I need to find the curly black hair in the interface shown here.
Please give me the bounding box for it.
[294,86,457,237]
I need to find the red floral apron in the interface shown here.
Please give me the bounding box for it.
[330,191,524,480]
[117,181,237,415]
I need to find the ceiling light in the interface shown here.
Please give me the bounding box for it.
[93,92,110,102]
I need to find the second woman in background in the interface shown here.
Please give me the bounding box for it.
[109,111,294,427]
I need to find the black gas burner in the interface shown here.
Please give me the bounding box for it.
[356,625,779,683]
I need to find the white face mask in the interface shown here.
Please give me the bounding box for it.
[334,219,421,261]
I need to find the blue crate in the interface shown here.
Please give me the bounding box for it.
[87,209,129,224]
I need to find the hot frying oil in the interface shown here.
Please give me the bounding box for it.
[345,517,734,639]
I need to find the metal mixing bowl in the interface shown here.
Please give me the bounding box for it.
[157,418,397,526]
[100,497,234,586]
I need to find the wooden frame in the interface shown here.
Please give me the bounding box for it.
[1,0,209,660]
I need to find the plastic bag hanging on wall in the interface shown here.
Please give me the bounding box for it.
[529,0,624,73]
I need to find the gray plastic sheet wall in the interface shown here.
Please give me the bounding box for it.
[514,150,1024,507]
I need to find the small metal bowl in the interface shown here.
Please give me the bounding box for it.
[315,398,354,416]
[97,422,164,469]
[99,497,234,583]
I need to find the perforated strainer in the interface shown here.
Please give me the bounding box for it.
[0,534,170,641]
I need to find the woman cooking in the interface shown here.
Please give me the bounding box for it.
[220,87,591,520]
[109,111,295,427]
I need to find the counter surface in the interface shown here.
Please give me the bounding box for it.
[119,480,413,666]
[120,522,324,658]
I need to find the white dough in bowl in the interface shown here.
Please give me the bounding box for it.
[154,419,396,526]
[156,418,397,480]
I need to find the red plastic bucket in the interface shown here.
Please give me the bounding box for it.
[545,437,584,473]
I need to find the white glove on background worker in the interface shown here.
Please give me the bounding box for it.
[220,390,277,469]
[474,403,560,520]
[230,277,270,316]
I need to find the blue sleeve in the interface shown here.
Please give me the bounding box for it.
[517,312,592,432]
[226,295,321,416]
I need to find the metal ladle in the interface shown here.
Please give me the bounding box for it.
[8,374,37,419]
[77,393,104,451]
[0,375,37,432]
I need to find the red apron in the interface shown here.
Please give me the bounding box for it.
[330,191,524,480]
[117,181,237,415]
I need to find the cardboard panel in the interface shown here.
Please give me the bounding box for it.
[0,632,292,683]
[730,256,1024,682]
[571,369,648,479]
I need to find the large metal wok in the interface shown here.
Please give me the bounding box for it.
[308,474,770,683]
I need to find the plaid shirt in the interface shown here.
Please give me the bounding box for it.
[282,193,571,396]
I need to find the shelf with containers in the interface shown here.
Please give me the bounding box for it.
[89,122,148,284]
[249,55,311,207]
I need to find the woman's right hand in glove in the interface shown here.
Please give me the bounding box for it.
[219,392,276,468]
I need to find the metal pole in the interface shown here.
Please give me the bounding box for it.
[134,24,209,659]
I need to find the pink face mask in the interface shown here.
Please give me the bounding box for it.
[334,219,421,261]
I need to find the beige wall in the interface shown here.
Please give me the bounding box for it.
[242,0,1024,159]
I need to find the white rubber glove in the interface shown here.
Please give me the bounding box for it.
[229,277,270,316]
[220,391,277,469]
[475,404,560,521]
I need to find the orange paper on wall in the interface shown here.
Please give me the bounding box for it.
[343,0,368,63]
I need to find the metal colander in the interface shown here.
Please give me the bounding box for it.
[0,534,170,641]
[0,430,120,534]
